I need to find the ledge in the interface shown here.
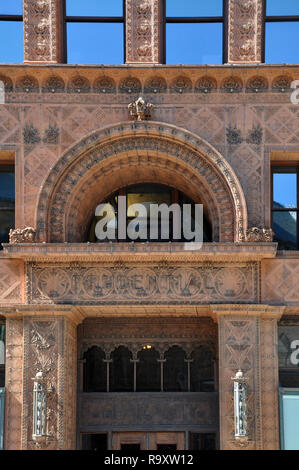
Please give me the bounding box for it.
[1,242,277,262]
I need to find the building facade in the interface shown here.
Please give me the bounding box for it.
[0,0,299,450]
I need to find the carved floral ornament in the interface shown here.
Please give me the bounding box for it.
[128,96,153,121]
[9,227,36,244]
[0,72,295,93]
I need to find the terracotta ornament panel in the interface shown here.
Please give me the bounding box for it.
[27,262,259,305]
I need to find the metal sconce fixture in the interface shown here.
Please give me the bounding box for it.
[32,371,51,441]
[232,369,249,444]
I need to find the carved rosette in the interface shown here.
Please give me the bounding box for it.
[126,0,163,64]
[228,0,263,64]
[23,0,64,63]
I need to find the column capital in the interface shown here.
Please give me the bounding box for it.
[210,304,285,322]
[23,0,64,63]
[227,0,264,64]
[126,0,163,64]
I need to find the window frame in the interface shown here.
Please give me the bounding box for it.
[263,0,299,63]
[63,0,126,64]
[271,163,299,251]
[162,0,227,64]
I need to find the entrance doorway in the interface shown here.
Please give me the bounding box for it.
[112,432,185,450]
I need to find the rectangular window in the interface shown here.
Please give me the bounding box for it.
[265,1,299,63]
[65,0,124,64]
[272,167,299,250]
[0,165,15,248]
[164,0,224,64]
[280,389,299,450]
[0,2,23,63]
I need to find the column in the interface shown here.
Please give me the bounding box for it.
[23,0,64,63]
[4,319,23,450]
[212,305,284,450]
[21,311,82,450]
[126,0,163,64]
[226,0,264,64]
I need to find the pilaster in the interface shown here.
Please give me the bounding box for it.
[212,305,284,450]
[227,0,264,64]
[126,0,163,64]
[23,0,64,63]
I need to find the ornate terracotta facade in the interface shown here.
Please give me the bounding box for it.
[0,0,298,451]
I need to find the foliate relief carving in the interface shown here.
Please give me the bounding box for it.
[9,227,36,243]
[23,124,41,144]
[222,77,243,93]
[272,75,292,92]
[23,0,63,63]
[16,76,39,93]
[42,75,65,93]
[68,76,91,94]
[24,319,59,448]
[245,227,274,242]
[170,76,192,94]
[126,0,161,63]
[27,262,259,305]
[144,76,167,93]
[0,75,13,92]
[246,76,268,93]
[228,0,263,63]
[128,96,153,121]
[93,76,116,94]
[195,77,217,93]
[119,77,142,94]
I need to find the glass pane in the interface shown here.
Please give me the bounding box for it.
[0,210,14,244]
[0,0,22,15]
[280,393,299,450]
[267,0,299,16]
[164,346,188,392]
[273,171,297,208]
[83,346,107,392]
[67,23,123,64]
[278,325,299,369]
[166,0,222,16]
[136,347,160,392]
[110,346,134,392]
[190,347,215,392]
[0,21,23,63]
[0,171,15,201]
[166,23,222,64]
[273,211,297,250]
[66,0,123,16]
[265,22,299,63]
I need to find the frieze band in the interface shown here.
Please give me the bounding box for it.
[26,262,259,305]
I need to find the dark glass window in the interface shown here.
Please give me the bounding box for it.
[88,183,212,243]
[265,1,299,63]
[165,0,223,64]
[110,346,134,392]
[278,324,299,387]
[81,433,108,451]
[189,433,216,450]
[0,3,23,63]
[190,347,215,392]
[0,165,15,248]
[164,346,188,392]
[65,1,124,64]
[83,346,107,392]
[136,347,161,392]
[272,167,298,250]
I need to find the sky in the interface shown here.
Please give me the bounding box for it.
[0,0,299,64]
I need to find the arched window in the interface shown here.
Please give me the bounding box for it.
[164,346,188,392]
[88,183,212,243]
[83,346,106,392]
[110,346,134,392]
[136,347,160,392]
[190,346,215,392]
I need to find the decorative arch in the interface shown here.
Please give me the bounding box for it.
[36,121,247,243]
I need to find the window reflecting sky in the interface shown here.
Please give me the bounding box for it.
[0,22,23,63]
[266,0,299,16]
[0,172,15,202]
[166,23,222,64]
[273,172,297,208]
[266,22,299,63]
[67,23,123,64]
[0,0,22,15]
[166,0,223,17]
[66,0,123,16]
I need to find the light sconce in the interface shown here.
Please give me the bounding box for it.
[232,369,249,444]
[32,371,53,442]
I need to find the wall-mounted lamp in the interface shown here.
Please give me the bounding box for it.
[232,369,249,444]
[32,371,53,442]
